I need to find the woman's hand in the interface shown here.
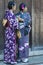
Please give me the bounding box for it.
[16,31,21,38]
[18,17,24,22]
[2,19,7,26]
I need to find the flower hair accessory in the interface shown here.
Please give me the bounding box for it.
[21,5,25,9]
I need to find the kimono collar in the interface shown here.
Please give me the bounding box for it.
[20,11,24,14]
[10,10,14,15]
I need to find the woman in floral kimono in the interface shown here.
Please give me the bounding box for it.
[3,1,18,64]
[16,3,31,63]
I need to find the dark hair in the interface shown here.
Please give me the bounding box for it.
[19,3,26,11]
[8,1,16,10]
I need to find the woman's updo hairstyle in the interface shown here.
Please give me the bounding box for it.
[8,1,16,10]
[19,3,26,11]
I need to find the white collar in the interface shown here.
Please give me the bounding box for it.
[10,10,14,15]
[20,11,24,14]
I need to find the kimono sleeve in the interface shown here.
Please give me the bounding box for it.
[27,13,31,25]
[4,11,18,30]
[13,17,19,29]
[24,12,31,27]
[15,12,21,19]
[7,14,18,30]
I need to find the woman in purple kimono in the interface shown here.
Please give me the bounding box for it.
[3,1,18,64]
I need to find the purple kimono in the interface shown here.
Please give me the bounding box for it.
[4,10,18,64]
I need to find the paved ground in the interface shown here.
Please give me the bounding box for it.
[0,55,43,65]
[0,50,43,65]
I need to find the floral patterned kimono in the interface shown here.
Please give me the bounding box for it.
[16,12,31,59]
[4,10,18,64]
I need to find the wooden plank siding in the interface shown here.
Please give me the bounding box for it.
[32,0,43,47]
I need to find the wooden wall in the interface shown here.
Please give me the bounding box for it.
[32,0,43,47]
